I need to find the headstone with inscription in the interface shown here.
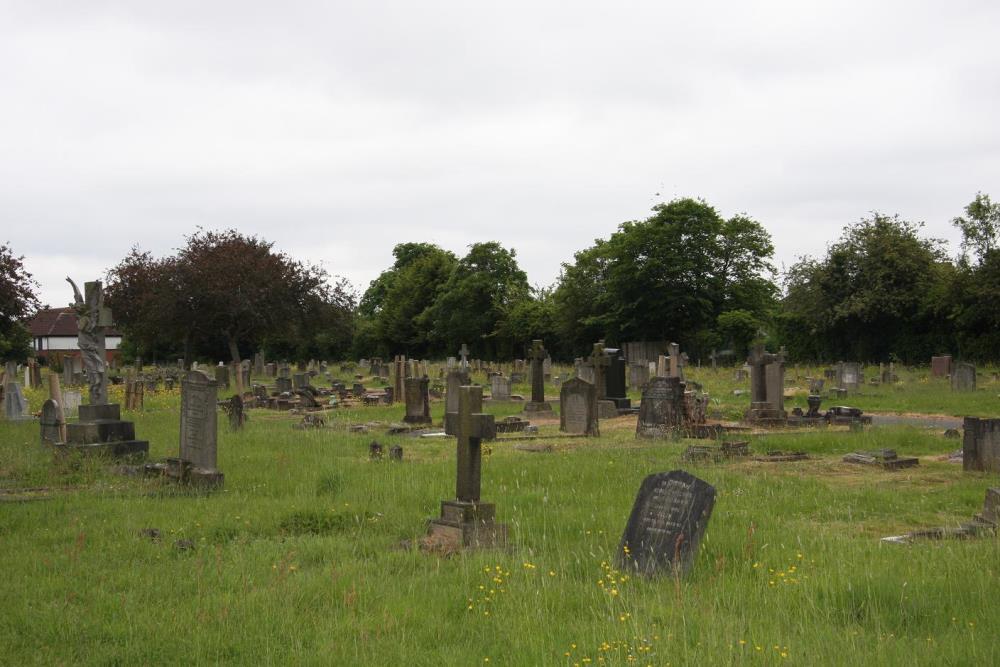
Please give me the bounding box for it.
[40,399,63,444]
[963,417,1000,473]
[635,377,685,438]
[616,470,716,577]
[559,377,599,436]
[603,347,631,409]
[744,344,787,425]
[4,362,31,421]
[160,370,224,486]
[836,361,861,391]
[931,355,952,378]
[629,362,650,391]
[490,374,512,400]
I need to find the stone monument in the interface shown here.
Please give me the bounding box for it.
[559,377,599,436]
[67,277,112,405]
[403,376,432,425]
[523,339,553,416]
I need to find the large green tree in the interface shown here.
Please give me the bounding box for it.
[552,198,776,357]
[0,242,40,363]
[778,213,951,362]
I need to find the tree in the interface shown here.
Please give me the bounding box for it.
[552,198,776,357]
[0,242,40,363]
[953,192,1000,264]
[777,213,950,361]
[426,242,531,358]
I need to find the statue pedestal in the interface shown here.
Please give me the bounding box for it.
[53,404,148,460]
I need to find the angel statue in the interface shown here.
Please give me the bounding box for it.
[67,277,109,405]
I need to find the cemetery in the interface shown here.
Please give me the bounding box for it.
[3,341,1000,664]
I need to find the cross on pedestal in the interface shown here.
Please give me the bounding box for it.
[428,385,507,549]
[444,385,495,502]
[523,339,553,414]
[459,344,470,369]
[589,342,610,400]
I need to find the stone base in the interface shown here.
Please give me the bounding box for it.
[403,415,433,425]
[53,440,149,460]
[426,501,508,550]
[597,400,618,420]
[607,397,632,410]
[524,401,554,417]
[144,458,224,488]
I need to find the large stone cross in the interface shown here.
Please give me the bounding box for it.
[528,339,547,404]
[459,344,470,369]
[444,385,496,502]
[589,341,610,399]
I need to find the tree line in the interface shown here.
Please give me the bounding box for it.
[1,193,997,365]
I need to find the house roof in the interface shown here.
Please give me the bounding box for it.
[28,307,122,337]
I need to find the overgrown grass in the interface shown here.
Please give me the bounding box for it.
[1,367,997,665]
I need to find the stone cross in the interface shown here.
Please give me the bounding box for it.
[444,385,496,502]
[527,339,548,404]
[459,344,470,369]
[588,342,610,400]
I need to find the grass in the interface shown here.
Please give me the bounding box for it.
[1,366,998,665]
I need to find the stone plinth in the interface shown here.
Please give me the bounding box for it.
[427,501,507,549]
[54,403,149,459]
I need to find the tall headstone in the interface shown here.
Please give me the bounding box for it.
[3,361,31,421]
[176,370,223,486]
[636,377,685,438]
[393,355,406,404]
[836,361,861,391]
[226,395,245,431]
[629,362,650,391]
[963,417,1000,472]
[62,390,82,417]
[66,277,112,405]
[215,365,230,390]
[403,376,432,425]
[523,339,553,415]
[48,373,67,442]
[427,385,505,548]
[445,369,470,425]
[951,362,976,392]
[559,377,599,436]
[616,470,716,577]
[254,352,265,377]
[603,347,631,409]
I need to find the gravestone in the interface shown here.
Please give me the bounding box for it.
[542,356,552,381]
[666,342,687,380]
[254,352,265,377]
[963,417,1000,473]
[62,390,82,417]
[4,362,31,421]
[292,373,309,390]
[843,449,919,469]
[445,369,471,427]
[226,395,245,430]
[616,470,716,577]
[523,339,553,415]
[458,344,470,369]
[629,362,650,391]
[744,345,787,425]
[931,355,952,378]
[403,376,432,425]
[426,385,506,549]
[836,361,861,391]
[275,377,292,394]
[577,361,595,384]
[265,362,277,377]
[171,370,223,486]
[808,377,825,394]
[603,347,631,410]
[393,355,406,404]
[215,365,230,390]
[559,377,599,436]
[40,399,63,444]
[490,374,512,400]
[635,377,685,438]
[951,362,976,392]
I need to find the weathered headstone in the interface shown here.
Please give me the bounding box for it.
[62,390,82,417]
[559,377,599,436]
[616,470,716,577]
[458,344,470,370]
[3,361,31,421]
[275,377,292,394]
[629,362,650,391]
[490,374,512,400]
[951,362,976,392]
[635,377,685,438]
[445,369,470,426]
[392,355,406,404]
[426,385,505,549]
[175,370,223,486]
[836,361,861,391]
[603,347,631,409]
[226,395,245,430]
[292,373,309,390]
[40,399,63,444]
[215,365,230,390]
[931,355,952,378]
[403,376,432,425]
[963,417,1000,473]
[744,345,787,425]
[254,352,265,377]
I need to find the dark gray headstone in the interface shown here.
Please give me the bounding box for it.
[964,417,1000,472]
[403,376,431,425]
[559,377,598,436]
[636,377,685,438]
[952,362,976,392]
[616,470,716,577]
[40,399,63,443]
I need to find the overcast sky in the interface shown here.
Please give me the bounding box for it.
[2,1,998,307]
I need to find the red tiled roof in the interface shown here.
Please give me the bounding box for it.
[28,308,121,337]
